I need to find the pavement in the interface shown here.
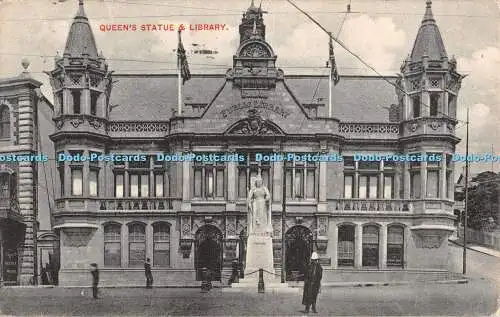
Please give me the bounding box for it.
[449,238,500,258]
[0,243,497,316]
[0,280,497,316]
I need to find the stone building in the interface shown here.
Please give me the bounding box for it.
[0,61,55,285]
[48,1,463,286]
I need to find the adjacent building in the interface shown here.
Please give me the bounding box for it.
[0,61,55,286]
[48,0,463,286]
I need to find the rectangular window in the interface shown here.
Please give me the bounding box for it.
[57,92,63,115]
[430,93,440,116]
[412,95,420,118]
[104,225,121,267]
[387,226,404,267]
[71,168,83,196]
[130,174,139,197]
[58,167,65,197]
[344,175,353,198]
[155,173,164,197]
[90,91,99,116]
[383,176,394,199]
[445,154,453,199]
[237,152,271,199]
[410,172,421,199]
[358,175,377,199]
[448,95,455,116]
[89,169,98,197]
[129,173,149,197]
[72,90,81,114]
[194,168,202,197]
[0,174,9,199]
[426,171,439,198]
[285,157,317,200]
[115,173,124,198]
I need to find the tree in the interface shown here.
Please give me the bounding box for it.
[467,171,499,230]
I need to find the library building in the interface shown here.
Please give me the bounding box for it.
[47,1,462,286]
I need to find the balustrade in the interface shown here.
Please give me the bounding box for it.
[333,199,412,213]
[54,197,173,211]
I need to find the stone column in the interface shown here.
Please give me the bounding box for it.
[329,223,338,269]
[443,91,449,115]
[227,158,236,202]
[273,161,282,203]
[18,160,36,285]
[121,224,128,267]
[379,224,387,269]
[355,224,363,268]
[82,157,89,197]
[0,228,3,283]
[146,223,153,262]
[319,161,327,202]
[182,160,191,201]
[378,161,384,198]
[403,160,410,199]
[420,160,427,199]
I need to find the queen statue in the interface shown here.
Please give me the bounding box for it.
[247,176,272,236]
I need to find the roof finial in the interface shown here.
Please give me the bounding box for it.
[250,0,255,8]
[422,0,435,23]
[426,0,432,8]
[252,19,257,35]
[79,0,84,5]
[76,0,87,18]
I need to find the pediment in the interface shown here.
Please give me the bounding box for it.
[224,109,284,136]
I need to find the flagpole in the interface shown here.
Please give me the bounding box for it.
[463,104,469,275]
[177,30,182,116]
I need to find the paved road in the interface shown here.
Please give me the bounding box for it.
[0,244,497,316]
[448,242,500,284]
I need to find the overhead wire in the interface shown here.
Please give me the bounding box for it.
[286,0,467,125]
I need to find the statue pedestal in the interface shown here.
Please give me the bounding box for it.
[244,233,275,281]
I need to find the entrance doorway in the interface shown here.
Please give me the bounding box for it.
[285,225,312,281]
[194,225,223,281]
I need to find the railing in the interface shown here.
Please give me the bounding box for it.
[333,199,412,212]
[338,123,400,139]
[0,197,19,212]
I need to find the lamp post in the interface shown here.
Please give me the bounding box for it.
[281,157,286,283]
[463,104,469,275]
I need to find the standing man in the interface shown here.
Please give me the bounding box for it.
[144,258,153,288]
[90,263,99,299]
[302,252,323,313]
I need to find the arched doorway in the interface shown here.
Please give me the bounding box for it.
[285,225,312,281]
[195,225,223,281]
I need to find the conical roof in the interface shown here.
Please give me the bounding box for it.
[63,0,98,58]
[410,1,447,61]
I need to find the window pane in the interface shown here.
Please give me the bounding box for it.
[261,169,270,189]
[0,106,10,139]
[362,226,379,267]
[387,226,404,267]
[359,176,367,199]
[155,174,164,197]
[129,224,145,266]
[104,242,121,266]
[71,169,83,196]
[338,225,355,266]
[426,171,439,198]
[140,174,149,197]
[194,169,202,197]
[238,169,247,198]
[344,175,353,198]
[384,176,393,199]
[446,171,452,199]
[206,169,214,197]
[285,170,292,198]
[115,174,124,198]
[130,175,139,197]
[410,172,421,199]
[59,168,65,196]
[306,169,315,198]
[369,176,378,199]
[216,169,224,197]
[153,223,170,267]
[89,170,98,196]
[295,170,304,197]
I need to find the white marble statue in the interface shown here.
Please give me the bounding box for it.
[247,176,272,236]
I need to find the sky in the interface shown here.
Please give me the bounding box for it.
[0,0,499,175]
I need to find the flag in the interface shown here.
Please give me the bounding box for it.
[177,30,191,84]
[328,33,340,85]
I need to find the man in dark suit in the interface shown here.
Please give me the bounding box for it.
[90,263,99,299]
[144,258,153,288]
[302,252,323,313]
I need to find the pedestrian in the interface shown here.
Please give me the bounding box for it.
[144,258,153,288]
[302,252,323,313]
[90,263,99,299]
[41,264,49,285]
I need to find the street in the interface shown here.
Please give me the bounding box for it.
[0,244,498,316]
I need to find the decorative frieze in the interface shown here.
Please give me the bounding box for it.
[334,199,412,213]
[339,123,399,135]
[108,121,169,133]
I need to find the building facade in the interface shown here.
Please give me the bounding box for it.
[0,61,55,286]
[49,1,463,286]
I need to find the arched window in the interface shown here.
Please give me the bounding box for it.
[104,223,121,266]
[338,224,355,267]
[0,105,10,139]
[362,225,379,267]
[387,225,404,267]
[128,223,146,266]
[153,223,170,267]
